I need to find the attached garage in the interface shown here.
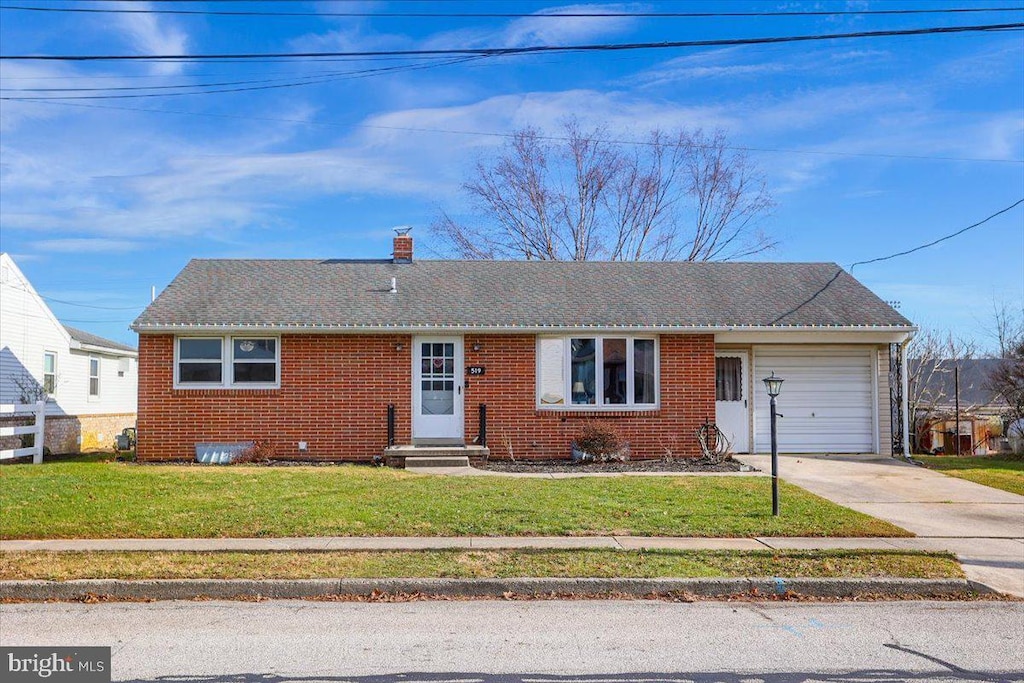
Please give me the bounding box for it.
[753,347,877,454]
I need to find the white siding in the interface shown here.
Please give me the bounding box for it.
[58,351,138,416]
[753,346,876,454]
[0,255,71,416]
[0,254,136,417]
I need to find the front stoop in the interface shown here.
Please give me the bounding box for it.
[384,445,490,469]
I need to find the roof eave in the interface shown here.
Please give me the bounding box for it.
[131,322,918,335]
[71,339,139,357]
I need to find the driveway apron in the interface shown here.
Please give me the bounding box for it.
[738,453,1024,596]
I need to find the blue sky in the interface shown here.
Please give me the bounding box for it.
[1,0,1022,350]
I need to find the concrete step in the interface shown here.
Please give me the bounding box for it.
[404,455,471,468]
[384,445,489,469]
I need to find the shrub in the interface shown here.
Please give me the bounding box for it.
[232,439,277,465]
[572,422,629,462]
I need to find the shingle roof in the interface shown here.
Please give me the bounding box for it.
[64,325,137,354]
[132,259,913,331]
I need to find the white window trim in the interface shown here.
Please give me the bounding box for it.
[536,335,659,411]
[174,337,224,389]
[88,356,100,400]
[174,336,281,390]
[43,351,57,396]
[229,336,280,389]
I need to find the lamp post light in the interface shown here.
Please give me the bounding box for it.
[762,371,784,516]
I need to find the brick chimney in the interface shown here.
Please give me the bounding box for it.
[393,226,413,263]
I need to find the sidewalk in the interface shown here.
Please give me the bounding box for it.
[3,535,1019,554]
[3,534,1022,596]
[4,534,1021,598]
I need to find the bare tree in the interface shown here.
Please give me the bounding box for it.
[988,340,1024,442]
[907,328,977,452]
[433,121,775,262]
[986,298,1024,358]
[8,372,50,405]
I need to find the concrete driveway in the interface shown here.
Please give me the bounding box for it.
[738,453,1024,596]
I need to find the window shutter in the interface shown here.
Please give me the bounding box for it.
[538,338,566,405]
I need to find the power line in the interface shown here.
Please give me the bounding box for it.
[849,198,1024,270]
[3,4,1022,18]
[42,295,146,311]
[9,96,1022,165]
[0,55,486,99]
[3,23,1021,63]
[0,59,474,92]
[1,281,147,309]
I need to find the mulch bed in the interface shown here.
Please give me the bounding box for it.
[477,458,754,473]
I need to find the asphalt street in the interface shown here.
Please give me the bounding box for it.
[2,599,1023,682]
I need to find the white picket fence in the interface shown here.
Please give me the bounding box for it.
[0,401,46,464]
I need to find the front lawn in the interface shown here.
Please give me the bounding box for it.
[0,549,959,581]
[918,455,1024,496]
[0,457,909,539]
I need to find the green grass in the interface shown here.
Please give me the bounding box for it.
[0,456,909,539]
[0,549,960,581]
[918,455,1024,496]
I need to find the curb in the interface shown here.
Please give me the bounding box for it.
[0,577,991,602]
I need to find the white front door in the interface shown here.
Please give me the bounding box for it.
[413,337,464,443]
[715,351,750,453]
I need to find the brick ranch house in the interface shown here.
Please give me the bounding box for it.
[131,232,915,463]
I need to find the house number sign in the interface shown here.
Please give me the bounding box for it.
[467,366,486,376]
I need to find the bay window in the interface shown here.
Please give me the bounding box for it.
[539,336,658,409]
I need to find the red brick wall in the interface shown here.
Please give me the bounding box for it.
[464,334,715,460]
[137,334,413,461]
[137,332,715,461]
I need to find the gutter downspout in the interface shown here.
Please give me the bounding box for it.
[900,335,913,459]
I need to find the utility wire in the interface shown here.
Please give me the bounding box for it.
[0,55,486,98]
[0,60,474,92]
[8,96,1022,165]
[3,23,1021,62]
[3,4,1022,18]
[42,296,146,310]
[1,282,147,309]
[849,198,1024,270]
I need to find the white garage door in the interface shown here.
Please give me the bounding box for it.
[754,348,875,454]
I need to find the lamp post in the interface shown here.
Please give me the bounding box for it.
[763,371,784,516]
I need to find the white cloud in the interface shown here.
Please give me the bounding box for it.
[2,30,1021,257]
[4,79,1020,250]
[629,46,893,89]
[30,238,142,253]
[499,4,640,47]
[99,1,189,75]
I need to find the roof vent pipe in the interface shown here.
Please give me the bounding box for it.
[390,277,397,294]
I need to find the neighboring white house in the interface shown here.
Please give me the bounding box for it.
[0,252,137,453]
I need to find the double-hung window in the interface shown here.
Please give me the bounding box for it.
[177,338,223,385]
[42,352,57,395]
[231,338,277,384]
[538,336,658,409]
[88,357,100,398]
[176,336,279,388]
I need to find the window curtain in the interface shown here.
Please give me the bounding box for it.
[716,357,742,401]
